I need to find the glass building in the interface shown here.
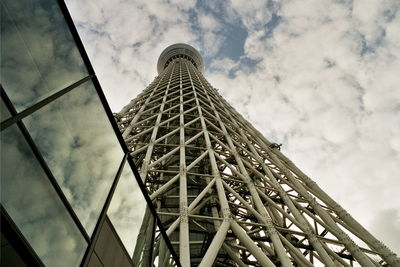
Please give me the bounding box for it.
[0,0,180,266]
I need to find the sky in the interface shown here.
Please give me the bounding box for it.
[65,0,400,255]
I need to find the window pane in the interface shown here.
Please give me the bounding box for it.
[1,97,12,122]
[23,80,124,235]
[0,125,87,266]
[108,162,149,256]
[0,0,87,112]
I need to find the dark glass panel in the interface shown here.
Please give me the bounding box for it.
[94,218,135,267]
[23,80,124,234]
[108,162,149,256]
[0,233,28,267]
[0,125,87,266]
[0,0,87,112]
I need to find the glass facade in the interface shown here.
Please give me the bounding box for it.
[108,161,148,256]
[0,0,180,266]
[1,0,87,112]
[23,80,124,235]
[1,125,87,266]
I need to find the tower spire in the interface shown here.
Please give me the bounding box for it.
[116,43,399,266]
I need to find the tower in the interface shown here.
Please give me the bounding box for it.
[115,44,399,266]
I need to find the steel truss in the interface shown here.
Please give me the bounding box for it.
[115,51,399,266]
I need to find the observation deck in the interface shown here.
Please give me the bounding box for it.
[157,43,204,74]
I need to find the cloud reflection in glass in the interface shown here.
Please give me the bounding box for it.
[108,162,148,256]
[0,0,87,112]
[1,98,12,122]
[1,125,87,266]
[23,81,124,235]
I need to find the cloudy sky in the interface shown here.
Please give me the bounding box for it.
[65,0,400,254]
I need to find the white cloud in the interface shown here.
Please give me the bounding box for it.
[198,12,221,31]
[209,57,238,74]
[229,0,271,31]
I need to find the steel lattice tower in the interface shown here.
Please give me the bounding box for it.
[114,44,399,267]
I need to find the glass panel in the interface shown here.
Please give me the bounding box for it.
[1,97,12,122]
[0,0,87,112]
[0,125,87,266]
[108,162,179,266]
[108,161,149,256]
[23,80,124,234]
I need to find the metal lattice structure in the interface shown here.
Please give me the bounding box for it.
[114,44,399,267]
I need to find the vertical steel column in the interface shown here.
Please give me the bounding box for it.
[178,58,191,266]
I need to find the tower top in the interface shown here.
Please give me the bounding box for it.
[157,43,204,74]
